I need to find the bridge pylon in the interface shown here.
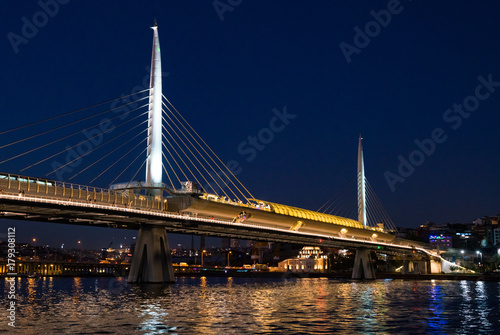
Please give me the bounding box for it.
[145,19,163,192]
[128,21,174,284]
[352,138,375,280]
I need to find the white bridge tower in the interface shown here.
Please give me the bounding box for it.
[128,21,174,284]
[145,19,163,194]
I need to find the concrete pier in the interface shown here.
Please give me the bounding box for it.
[352,248,375,280]
[127,224,174,284]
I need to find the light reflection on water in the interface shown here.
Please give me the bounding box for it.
[1,277,500,334]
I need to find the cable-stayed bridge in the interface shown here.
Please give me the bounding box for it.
[0,23,463,283]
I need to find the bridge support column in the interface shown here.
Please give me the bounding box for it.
[352,248,375,280]
[128,224,174,284]
[402,260,430,275]
[430,259,442,274]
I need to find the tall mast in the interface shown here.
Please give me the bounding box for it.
[145,19,163,195]
[357,135,367,227]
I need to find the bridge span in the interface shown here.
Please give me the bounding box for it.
[0,171,454,282]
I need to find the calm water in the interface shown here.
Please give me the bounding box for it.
[1,276,499,334]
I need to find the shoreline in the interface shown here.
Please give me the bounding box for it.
[2,271,499,282]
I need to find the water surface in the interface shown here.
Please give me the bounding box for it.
[1,276,499,334]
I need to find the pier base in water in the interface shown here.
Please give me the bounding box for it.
[352,248,376,280]
[128,224,175,284]
[402,259,431,275]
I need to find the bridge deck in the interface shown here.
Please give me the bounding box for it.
[0,172,440,258]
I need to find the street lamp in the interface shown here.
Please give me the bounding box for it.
[33,238,37,258]
[78,241,82,262]
[201,249,206,267]
[227,250,232,268]
[476,250,483,263]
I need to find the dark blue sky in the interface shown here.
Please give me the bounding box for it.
[1,1,499,249]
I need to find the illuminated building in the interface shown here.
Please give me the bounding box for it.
[494,228,500,246]
[429,234,452,249]
[278,247,328,273]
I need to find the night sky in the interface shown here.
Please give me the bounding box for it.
[1,1,499,249]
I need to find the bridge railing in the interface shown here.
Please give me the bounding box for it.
[0,173,167,211]
[0,173,298,231]
[0,172,280,227]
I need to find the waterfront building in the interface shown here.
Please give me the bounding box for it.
[278,247,328,273]
[473,215,500,247]
[494,228,500,246]
[429,233,452,249]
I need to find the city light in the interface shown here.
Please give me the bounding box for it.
[476,251,483,263]
[201,250,206,267]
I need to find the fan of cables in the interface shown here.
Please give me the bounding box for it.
[317,176,398,231]
[0,90,256,204]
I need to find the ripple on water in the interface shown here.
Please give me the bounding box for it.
[1,277,500,334]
